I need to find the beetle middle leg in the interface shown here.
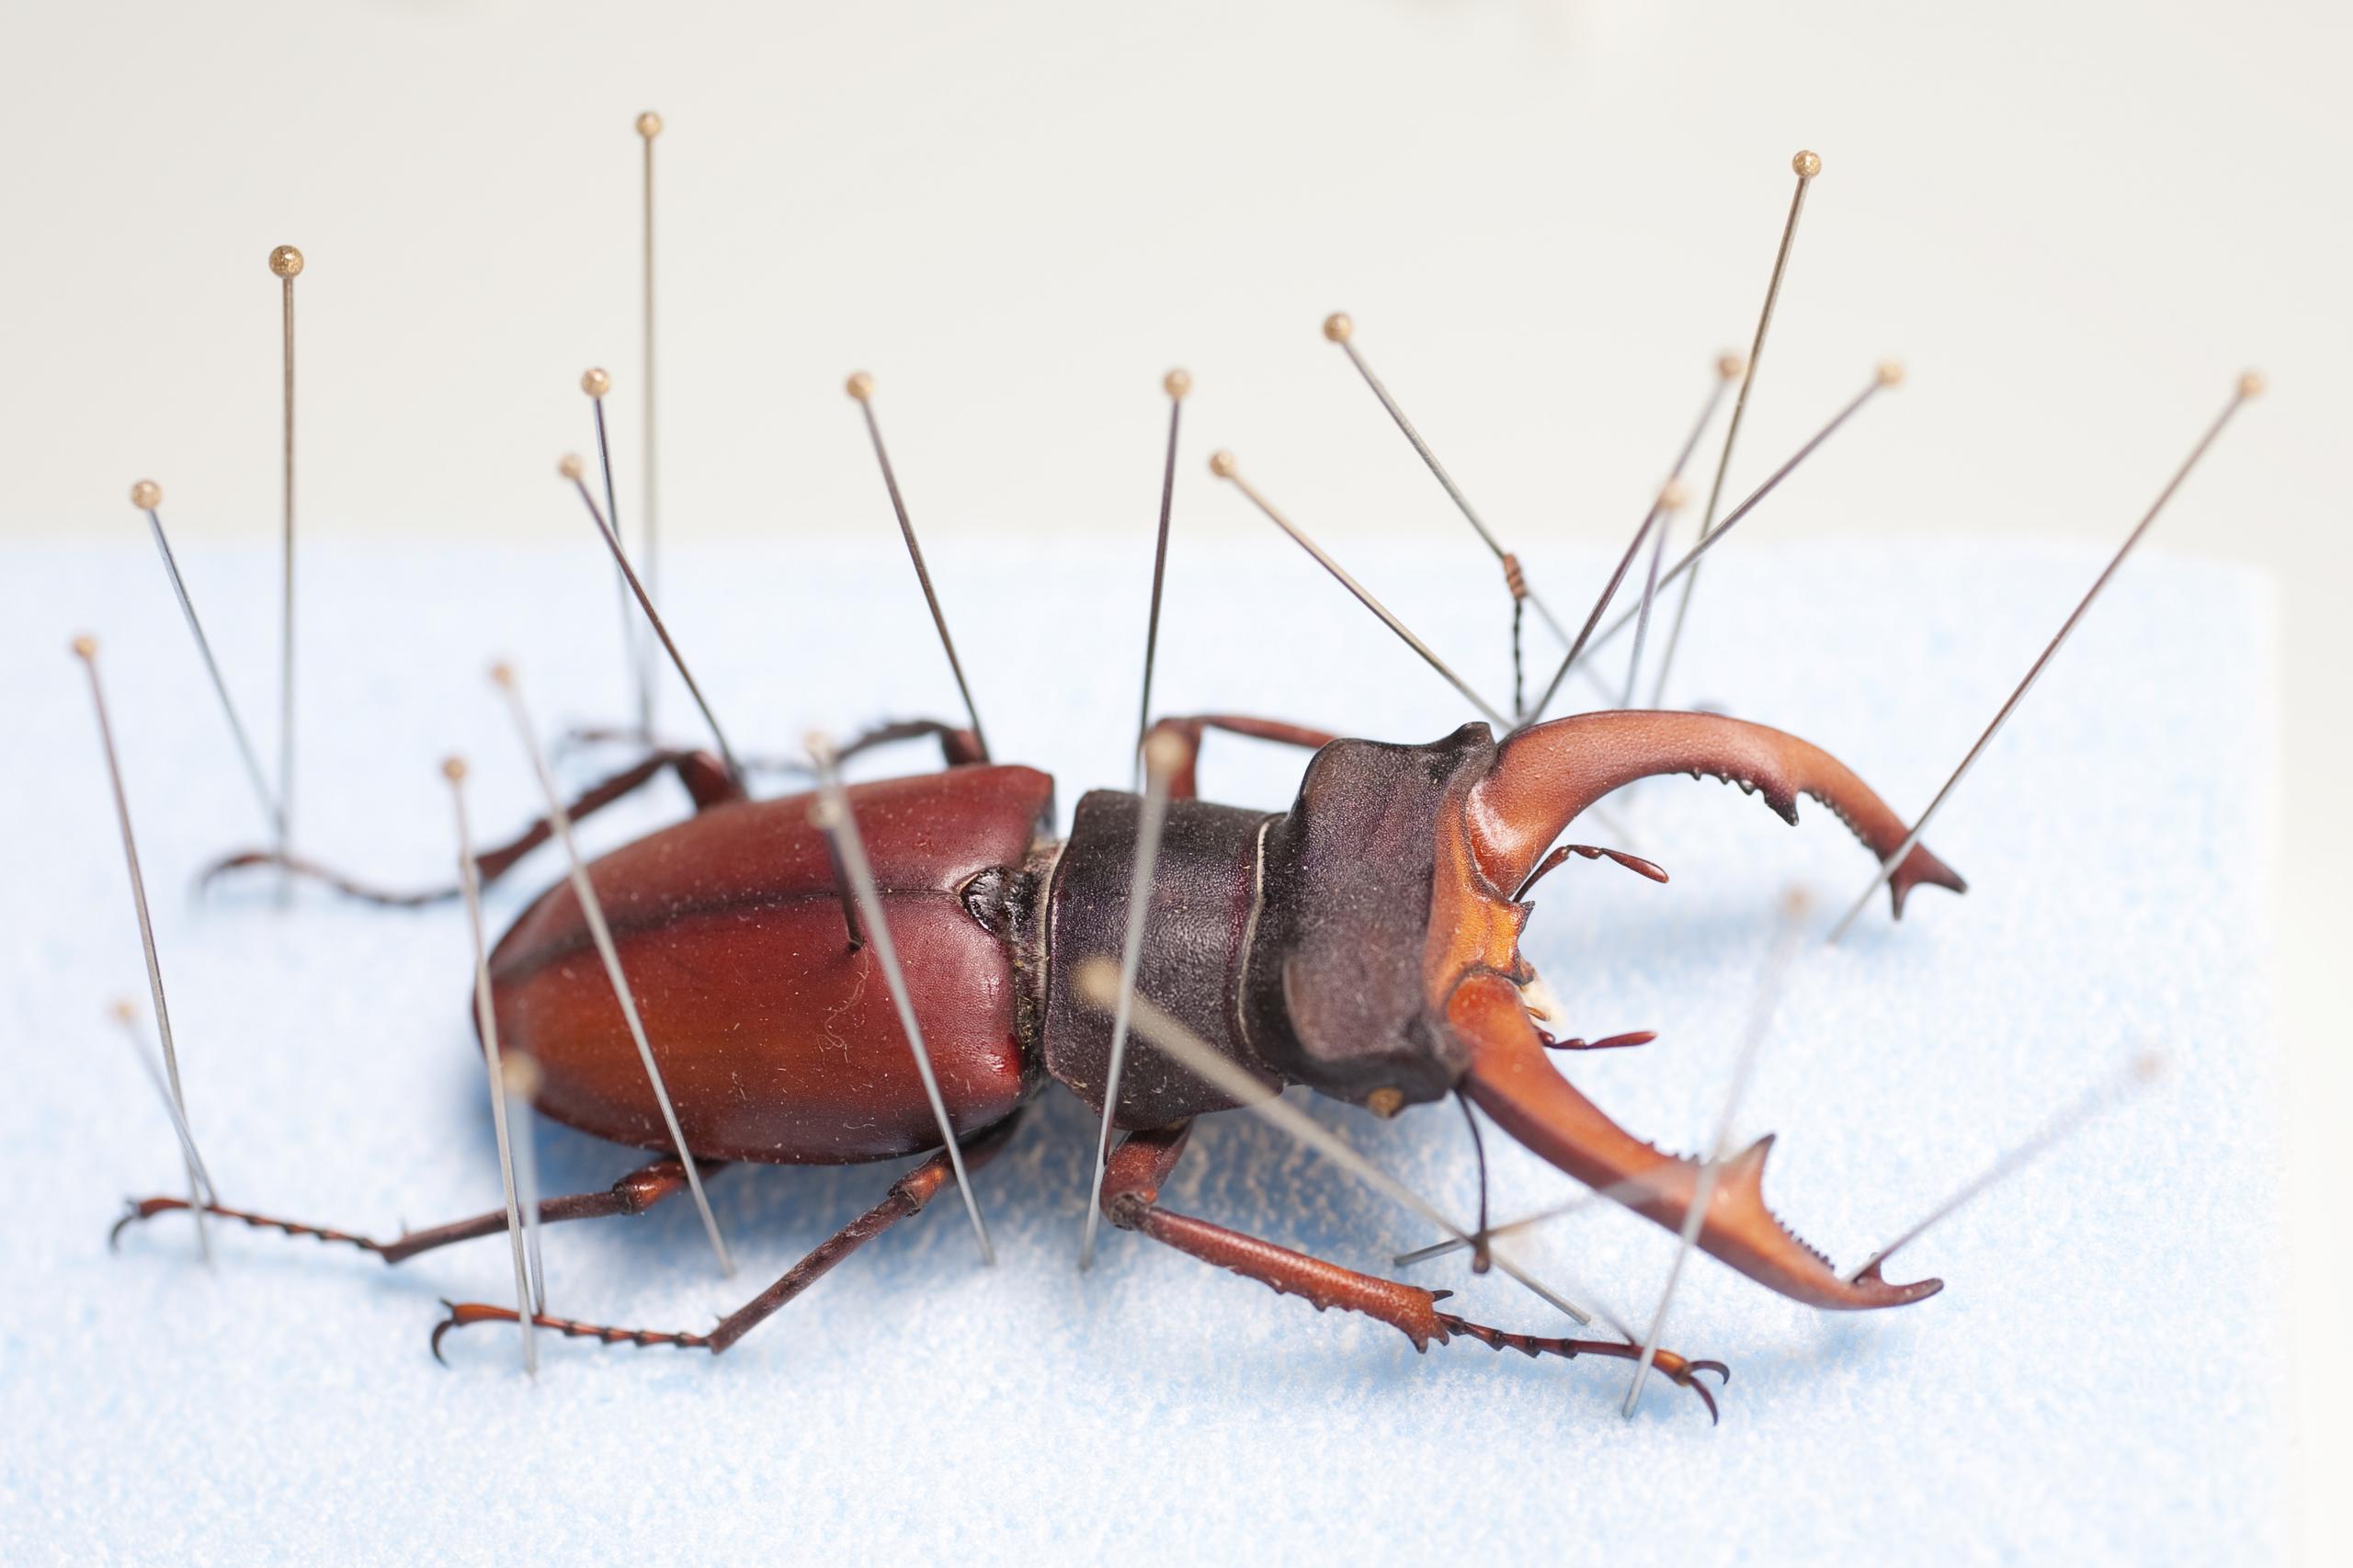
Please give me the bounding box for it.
[201,747,741,905]
[111,1154,727,1261]
[429,1109,1025,1359]
[1097,1121,1729,1421]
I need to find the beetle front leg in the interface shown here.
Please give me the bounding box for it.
[200,747,742,905]
[1098,1122,1728,1421]
[1142,715,1340,799]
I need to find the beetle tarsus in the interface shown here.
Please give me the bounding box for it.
[1436,1311,1730,1424]
[110,1195,385,1256]
[430,1299,713,1363]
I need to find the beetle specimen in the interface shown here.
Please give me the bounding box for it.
[115,692,1962,1420]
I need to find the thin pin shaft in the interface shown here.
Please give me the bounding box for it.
[564,467,744,784]
[1079,733,1181,1270]
[272,248,301,900]
[809,737,996,1264]
[639,113,663,645]
[1523,368,1892,726]
[1851,1052,2163,1281]
[505,1055,550,1316]
[76,639,209,1260]
[1649,153,1821,707]
[1074,960,1612,1333]
[494,667,734,1278]
[848,379,992,761]
[1620,485,1686,706]
[1211,454,1509,728]
[1326,322,1574,648]
[1827,377,2261,942]
[108,1002,219,1209]
[134,494,278,835]
[590,393,654,737]
[449,760,538,1373]
[1134,371,1188,779]
[1625,894,1808,1416]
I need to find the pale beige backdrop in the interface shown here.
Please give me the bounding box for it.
[2,0,2344,1553]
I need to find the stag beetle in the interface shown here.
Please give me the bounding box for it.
[119,704,1961,1420]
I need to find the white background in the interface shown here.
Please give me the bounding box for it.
[2,0,2344,1558]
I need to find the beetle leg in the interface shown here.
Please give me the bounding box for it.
[429,1111,1024,1361]
[1142,715,1340,799]
[1098,1121,1727,1421]
[199,748,741,905]
[109,1156,725,1261]
[569,717,986,775]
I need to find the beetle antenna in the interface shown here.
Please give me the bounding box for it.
[1624,889,1809,1417]
[808,733,998,1266]
[581,369,654,738]
[267,244,302,903]
[559,451,745,785]
[1209,451,1511,729]
[636,112,665,683]
[74,636,212,1261]
[1079,729,1185,1271]
[1133,369,1190,783]
[502,1052,551,1317]
[128,479,280,837]
[1321,312,1574,677]
[1647,150,1823,708]
[107,998,221,1215]
[492,662,736,1279]
[1522,360,1899,727]
[1826,371,2264,941]
[1850,1053,2165,1282]
[445,756,540,1373]
[847,373,993,763]
[1619,481,1689,705]
[1074,959,1614,1334]
[1456,1092,1493,1275]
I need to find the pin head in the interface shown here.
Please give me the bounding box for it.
[441,756,468,783]
[636,110,664,139]
[2237,370,2266,399]
[557,453,585,481]
[1716,352,1745,382]
[1323,312,1354,344]
[500,1052,543,1099]
[109,997,137,1025]
[1658,479,1689,511]
[1876,359,1905,388]
[71,633,97,660]
[1791,150,1823,179]
[845,371,874,402]
[1141,728,1188,780]
[489,661,515,688]
[581,367,611,398]
[129,479,162,510]
[1164,368,1193,401]
[267,244,304,278]
[1208,449,1237,479]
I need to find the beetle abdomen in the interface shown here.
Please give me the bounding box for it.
[487,766,1056,1165]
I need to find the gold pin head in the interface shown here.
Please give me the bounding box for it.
[636,110,664,139]
[1164,368,1193,401]
[500,1052,544,1099]
[1792,150,1823,179]
[441,756,468,783]
[2237,369,2266,399]
[1716,352,1746,382]
[557,453,585,481]
[845,371,875,402]
[1208,449,1237,479]
[1365,1086,1406,1119]
[1659,479,1689,511]
[1322,312,1354,345]
[130,479,162,510]
[581,367,612,398]
[267,244,304,278]
[109,997,137,1025]
[71,633,97,660]
[489,661,515,687]
[1876,359,1905,388]
[1141,728,1189,779]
